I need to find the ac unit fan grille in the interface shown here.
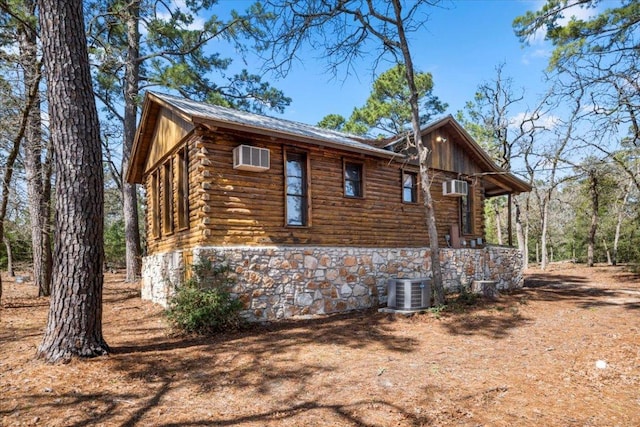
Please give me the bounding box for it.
[387,278,432,311]
[395,281,424,307]
[233,144,270,171]
[442,179,468,196]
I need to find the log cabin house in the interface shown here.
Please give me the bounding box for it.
[126,92,531,320]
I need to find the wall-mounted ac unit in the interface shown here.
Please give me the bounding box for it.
[387,278,431,311]
[233,144,270,172]
[442,179,468,197]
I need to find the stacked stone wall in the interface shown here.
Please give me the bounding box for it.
[141,245,524,321]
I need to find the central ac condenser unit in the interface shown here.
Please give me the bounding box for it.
[387,278,432,311]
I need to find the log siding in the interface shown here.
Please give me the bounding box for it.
[143,129,483,251]
[131,93,531,257]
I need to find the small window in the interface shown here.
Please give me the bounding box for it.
[285,152,308,226]
[402,171,418,203]
[344,161,363,198]
[150,170,160,238]
[460,184,473,235]
[177,146,189,230]
[163,159,173,235]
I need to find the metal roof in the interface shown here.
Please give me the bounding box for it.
[150,92,398,159]
[127,92,531,196]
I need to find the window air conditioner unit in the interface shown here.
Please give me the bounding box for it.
[442,179,468,197]
[387,278,431,311]
[233,144,270,172]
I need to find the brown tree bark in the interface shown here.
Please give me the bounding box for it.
[122,0,142,282]
[587,170,598,267]
[390,0,444,305]
[494,199,504,245]
[514,196,528,270]
[612,178,632,266]
[0,66,35,306]
[540,196,550,270]
[3,236,13,277]
[36,0,109,362]
[18,0,52,296]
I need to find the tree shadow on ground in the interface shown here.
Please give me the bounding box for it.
[153,399,434,427]
[0,390,141,427]
[102,284,140,305]
[113,309,417,356]
[99,309,422,426]
[435,267,640,338]
[434,295,531,339]
[523,273,640,311]
[524,274,589,288]
[6,268,637,426]
[1,296,50,309]
[611,271,640,284]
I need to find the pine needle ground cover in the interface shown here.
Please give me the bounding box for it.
[1,265,639,426]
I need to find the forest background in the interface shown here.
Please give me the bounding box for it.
[1,0,639,291]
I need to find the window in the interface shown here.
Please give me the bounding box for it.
[285,152,308,226]
[402,171,418,203]
[162,159,174,234]
[460,184,473,235]
[177,146,189,230]
[150,170,160,238]
[344,161,363,198]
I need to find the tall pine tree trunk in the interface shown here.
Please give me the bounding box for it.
[613,178,631,266]
[602,239,612,265]
[587,170,598,268]
[514,196,527,269]
[122,0,142,282]
[37,0,108,362]
[3,236,13,277]
[391,0,443,305]
[494,199,503,245]
[41,141,54,294]
[540,197,549,270]
[18,0,52,296]
[0,65,36,305]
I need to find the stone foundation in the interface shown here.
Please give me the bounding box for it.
[141,245,524,321]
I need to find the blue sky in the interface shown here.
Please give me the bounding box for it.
[212,0,556,126]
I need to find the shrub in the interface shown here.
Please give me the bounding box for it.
[454,286,478,306]
[166,258,243,334]
[104,219,126,269]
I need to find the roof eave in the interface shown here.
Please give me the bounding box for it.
[126,94,160,184]
[194,117,401,160]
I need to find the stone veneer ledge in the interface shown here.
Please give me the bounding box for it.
[141,245,524,322]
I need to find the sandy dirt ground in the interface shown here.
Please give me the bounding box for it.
[1,263,639,426]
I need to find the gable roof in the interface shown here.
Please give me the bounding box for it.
[379,115,532,196]
[126,92,398,183]
[127,92,531,196]
[422,116,532,196]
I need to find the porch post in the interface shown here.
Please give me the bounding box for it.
[507,193,513,246]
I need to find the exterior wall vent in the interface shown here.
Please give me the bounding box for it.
[442,179,468,197]
[233,144,270,172]
[387,278,431,311]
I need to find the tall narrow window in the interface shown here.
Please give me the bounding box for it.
[344,161,363,198]
[151,170,160,238]
[460,185,473,235]
[177,146,189,230]
[285,152,308,226]
[163,159,173,234]
[402,171,418,203]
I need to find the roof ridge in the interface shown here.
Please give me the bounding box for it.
[148,90,373,143]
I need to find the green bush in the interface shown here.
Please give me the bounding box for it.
[104,219,126,269]
[166,258,244,334]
